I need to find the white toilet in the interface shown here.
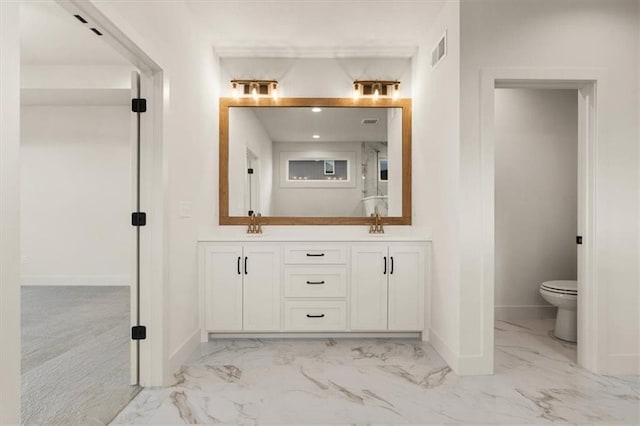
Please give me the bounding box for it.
[539,280,578,342]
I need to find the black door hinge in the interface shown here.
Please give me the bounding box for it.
[131,325,146,340]
[576,235,583,245]
[132,212,147,226]
[247,168,254,174]
[131,98,147,113]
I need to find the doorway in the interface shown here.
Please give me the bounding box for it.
[18,1,145,423]
[479,69,599,374]
[493,88,580,364]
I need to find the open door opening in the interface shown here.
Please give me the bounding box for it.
[18,1,144,423]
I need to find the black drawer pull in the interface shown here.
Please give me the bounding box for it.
[306,314,325,318]
[390,256,394,275]
[306,280,325,285]
[306,253,325,257]
[237,257,241,275]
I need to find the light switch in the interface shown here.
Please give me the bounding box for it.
[179,201,192,218]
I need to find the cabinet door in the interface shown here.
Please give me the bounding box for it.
[388,245,425,331]
[350,245,388,330]
[243,245,281,331]
[205,245,243,331]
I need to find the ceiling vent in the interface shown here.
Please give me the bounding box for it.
[361,118,379,125]
[431,31,447,68]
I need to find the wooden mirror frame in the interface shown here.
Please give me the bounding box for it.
[219,97,412,225]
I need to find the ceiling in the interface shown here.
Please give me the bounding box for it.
[20,0,129,66]
[186,1,446,56]
[248,107,391,143]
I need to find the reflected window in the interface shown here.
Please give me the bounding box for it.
[287,159,349,181]
[379,159,388,181]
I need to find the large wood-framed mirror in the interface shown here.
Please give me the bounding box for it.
[219,97,412,225]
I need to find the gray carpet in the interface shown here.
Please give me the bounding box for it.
[21,286,140,425]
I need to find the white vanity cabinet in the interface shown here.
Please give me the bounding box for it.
[203,244,280,332]
[351,244,425,331]
[200,239,428,339]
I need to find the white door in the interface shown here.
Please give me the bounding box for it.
[388,245,425,331]
[205,245,243,331]
[243,245,281,331]
[350,245,388,330]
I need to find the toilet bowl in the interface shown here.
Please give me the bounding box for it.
[539,280,578,342]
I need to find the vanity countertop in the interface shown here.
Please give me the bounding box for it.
[198,226,432,242]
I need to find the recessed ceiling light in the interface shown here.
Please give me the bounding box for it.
[311,107,322,112]
[312,134,320,139]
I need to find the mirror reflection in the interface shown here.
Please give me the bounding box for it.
[228,107,403,217]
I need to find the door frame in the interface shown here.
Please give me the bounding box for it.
[479,68,603,373]
[55,0,166,386]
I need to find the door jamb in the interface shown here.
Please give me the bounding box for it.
[479,68,603,373]
[56,0,166,386]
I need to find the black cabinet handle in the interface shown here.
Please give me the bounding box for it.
[237,257,241,275]
[306,253,325,257]
[390,256,394,275]
[306,280,325,285]
[383,256,387,275]
[306,314,325,318]
[244,256,248,275]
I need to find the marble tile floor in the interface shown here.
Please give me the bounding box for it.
[21,286,140,425]
[112,319,639,425]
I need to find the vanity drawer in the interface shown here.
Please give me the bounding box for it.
[284,301,347,331]
[283,245,347,265]
[284,267,347,298]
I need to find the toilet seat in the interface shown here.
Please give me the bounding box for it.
[541,280,577,296]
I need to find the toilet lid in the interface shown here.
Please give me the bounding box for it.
[541,280,578,294]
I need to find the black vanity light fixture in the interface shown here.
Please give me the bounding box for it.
[230,79,279,101]
[353,80,401,101]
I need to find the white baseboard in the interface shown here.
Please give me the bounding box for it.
[495,305,556,321]
[429,328,494,375]
[21,274,130,286]
[602,353,640,375]
[166,328,201,385]
[429,328,459,373]
[206,332,422,339]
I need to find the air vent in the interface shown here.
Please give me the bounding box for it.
[431,31,447,68]
[361,119,379,125]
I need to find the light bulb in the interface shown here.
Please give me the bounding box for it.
[373,86,379,100]
[271,83,278,100]
[353,83,360,100]
[251,85,258,100]
[231,82,239,99]
[393,83,400,100]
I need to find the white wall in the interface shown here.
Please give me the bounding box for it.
[460,0,640,374]
[272,142,362,216]
[20,105,133,286]
[412,0,462,371]
[219,58,413,99]
[0,2,21,423]
[494,89,578,320]
[228,108,273,216]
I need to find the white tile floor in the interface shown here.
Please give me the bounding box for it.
[112,319,640,425]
